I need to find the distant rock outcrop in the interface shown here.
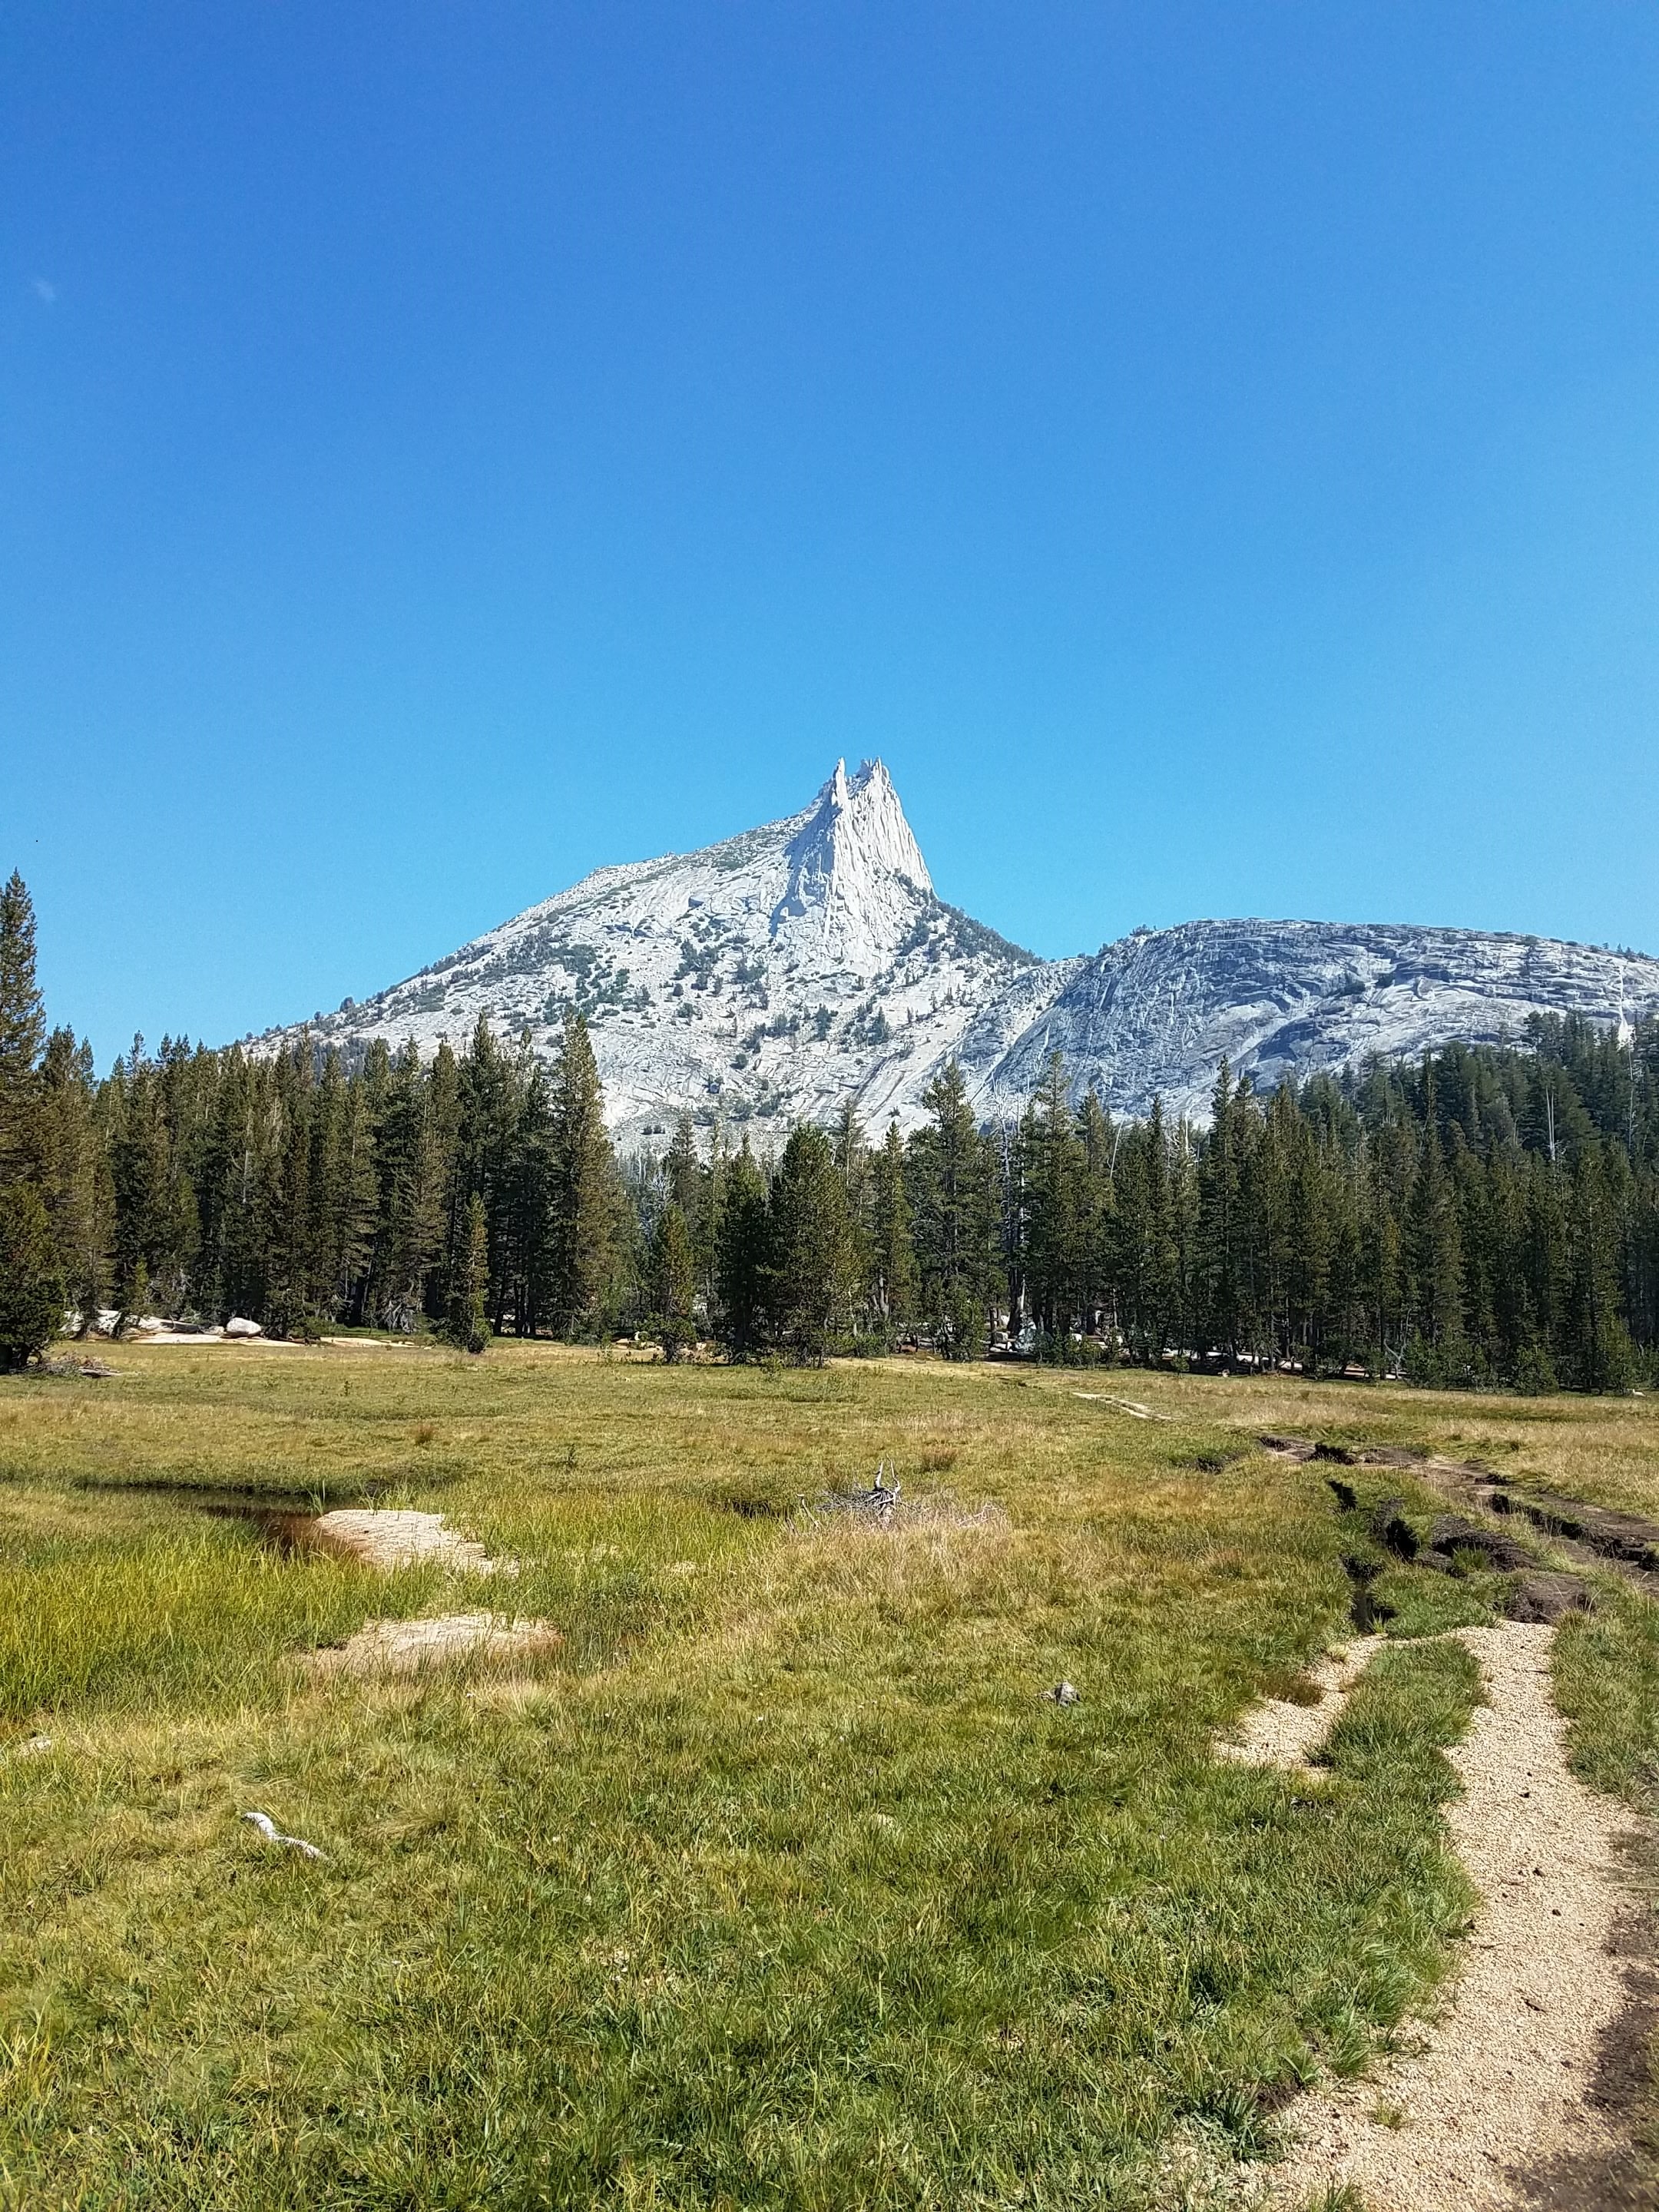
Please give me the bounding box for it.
[263,760,1659,1143]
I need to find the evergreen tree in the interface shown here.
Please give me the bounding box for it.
[1405,1108,1467,1380]
[38,1028,108,1330]
[1021,1052,1086,1352]
[907,1061,999,1358]
[1197,1061,1247,1363]
[0,872,44,1187]
[546,1013,620,1337]
[5,872,1657,1387]
[445,1192,491,1353]
[650,1200,698,1362]
[715,1137,769,1356]
[378,1045,449,1331]
[763,1123,852,1365]
[869,1119,919,1336]
[832,1098,874,1324]
[0,1182,61,1368]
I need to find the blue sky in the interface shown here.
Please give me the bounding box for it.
[4,4,1656,1064]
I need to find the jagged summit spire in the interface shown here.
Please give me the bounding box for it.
[770,757,932,965]
[791,757,932,892]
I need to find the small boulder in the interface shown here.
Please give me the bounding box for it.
[224,1316,263,1339]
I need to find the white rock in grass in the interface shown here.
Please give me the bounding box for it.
[224,1316,263,1339]
[240,1810,326,1859]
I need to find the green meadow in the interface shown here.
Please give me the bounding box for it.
[0,1345,1654,2209]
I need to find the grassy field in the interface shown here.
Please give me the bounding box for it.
[0,1345,1654,2210]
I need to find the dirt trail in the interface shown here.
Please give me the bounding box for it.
[1271,1624,1651,2210]
[1215,1637,1384,1769]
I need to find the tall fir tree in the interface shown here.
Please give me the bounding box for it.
[763,1123,853,1365]
[650,1200,698,1362]
[0,872,44,1190]
[546,1012,620,1337]
[715,1137,769,1356]
[869,1119,919,1336]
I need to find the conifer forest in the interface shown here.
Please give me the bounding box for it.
[3,871,1657,1389]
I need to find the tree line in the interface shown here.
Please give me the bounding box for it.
[2,870,1656,1389]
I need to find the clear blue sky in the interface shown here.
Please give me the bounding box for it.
[5,4,1656,1065]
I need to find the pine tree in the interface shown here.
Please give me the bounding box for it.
[715,1137,769,1356]
[0,1182,61,1368]
[1405,1105,1468,1382]
[832,1096,873,1323]
[869,1119,919,1336]
[1197,1061,1247,1364]
[908,1061,999,1359]
[37,1028,108,1330]
[763,1123,852,1365]
[664,1112,700,1217]
[1075,1088,1116,1342]
[1116,1099,1180,1363]
[0,872,44,1188]
[1021,1051,1086,1353]
[263,1044,313,1335]
[546,1012,620,1337]
[651,1201,698,1362]
[378,1045,449,1331]
[445,1192,491,1353]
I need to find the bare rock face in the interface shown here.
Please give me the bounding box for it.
[260,759,1659,1147]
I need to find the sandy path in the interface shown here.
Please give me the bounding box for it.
[1272,1624,1647,2209]
[1215,1637,1384,1769]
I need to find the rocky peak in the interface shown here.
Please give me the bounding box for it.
[772,757,933,969]
[267,761,1659,1149]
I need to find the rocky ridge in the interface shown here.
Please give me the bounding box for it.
[271,760,1659,1144]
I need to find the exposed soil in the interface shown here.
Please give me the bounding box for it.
[1489,1488,1659,1575]
[1260,1432,1654,1608]
[1270,1624,1654,2210]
